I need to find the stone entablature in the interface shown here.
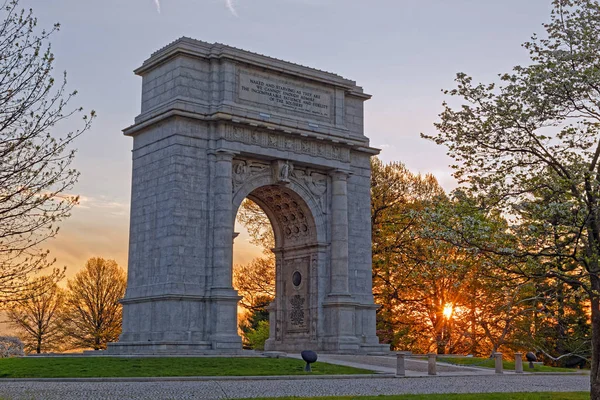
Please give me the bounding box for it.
[123,37,373,149]
[225,124,350,163]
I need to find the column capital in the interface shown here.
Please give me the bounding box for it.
[209,149,238,161]
[329,169,352,181]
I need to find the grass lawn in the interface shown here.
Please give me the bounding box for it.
[438,357,580,373]
[0,357,372,378]
[242,394,589,400]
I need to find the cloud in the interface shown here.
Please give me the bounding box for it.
[224,0,238,16]
[154,0,237,17]
[75,195,129,217]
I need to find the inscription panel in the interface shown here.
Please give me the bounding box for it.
[238,69,333,119]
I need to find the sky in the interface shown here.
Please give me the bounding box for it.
[17,0,554,281]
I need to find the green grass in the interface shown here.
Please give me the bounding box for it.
[241,394,589,400]
[439,357,580,373]
[0,357,372,378]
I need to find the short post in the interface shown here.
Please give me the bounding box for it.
[494,352,503,374]
[514,352,523,374]
[396,352,407,377]
[428,353,437,376]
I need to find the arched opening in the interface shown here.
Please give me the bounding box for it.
[232,183,320,352]
[233,198,275,350]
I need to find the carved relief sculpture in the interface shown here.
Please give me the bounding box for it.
[273,160,293,184]
[292,168,327,212]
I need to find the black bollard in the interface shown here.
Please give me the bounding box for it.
[301,350,318,372]
[525,352,537,369]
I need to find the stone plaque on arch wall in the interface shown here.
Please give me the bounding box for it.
[238,69,334,120]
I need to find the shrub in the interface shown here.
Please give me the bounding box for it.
[0,336,24,358]
[246,320,270,350]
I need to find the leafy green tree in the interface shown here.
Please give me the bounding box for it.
[423,0,600,395]
[371,158,481,353]
[246,320,270,351]
[419,192,543,356]
[371,158,439,349]
[0,1,94,303]
[239,294,271,349]
[527,279,591,368]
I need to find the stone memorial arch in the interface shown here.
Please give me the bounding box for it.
[108,38,388,354]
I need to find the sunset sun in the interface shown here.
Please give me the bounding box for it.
[443,304,453,319]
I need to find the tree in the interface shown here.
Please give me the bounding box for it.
[370,158,446,349]
[371,158,549,356]
[423,0,600,396]
[234,199,277,348]
[418,192,544,356]
[370,158,486,353]
[61,257,126,350]
[0,1,94,303]
[515,277,591,368]
[233,255,275,311]
[5,280,64,353]
[236,199,274,251]
[233,253,275,348]
[245,320,270,350]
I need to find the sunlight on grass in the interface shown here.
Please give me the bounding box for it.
[0,357,372,378]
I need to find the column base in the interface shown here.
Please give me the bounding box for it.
[209,287,242,350]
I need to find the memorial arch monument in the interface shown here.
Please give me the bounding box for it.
[108,38,388,354]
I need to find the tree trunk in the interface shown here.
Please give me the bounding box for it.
[436,316,448,354]
[590,276,600,400]
[470,292,477,355]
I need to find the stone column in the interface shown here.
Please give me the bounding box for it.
[329,170,350,295]
[322,169,358,351]
[209,150,241,351]
[212,150,235,289]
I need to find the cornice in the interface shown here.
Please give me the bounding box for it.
[123,107,379,156]
[134,37,370,96]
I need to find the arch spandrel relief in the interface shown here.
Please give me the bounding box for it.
[232,157,328,216]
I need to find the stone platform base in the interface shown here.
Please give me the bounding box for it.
[106,342,244,356]
[265,339,390,355]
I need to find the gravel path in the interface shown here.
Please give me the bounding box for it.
[0,375,590,400]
